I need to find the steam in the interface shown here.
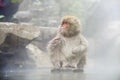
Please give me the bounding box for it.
[1,0,120,80]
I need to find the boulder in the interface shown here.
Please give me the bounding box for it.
[0,22,57,70]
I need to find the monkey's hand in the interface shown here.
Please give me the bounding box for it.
[72,47,81,55]
[72,34,88,55]
[47,37,64,52]
[72,43,88,55]
[72,44,88,55]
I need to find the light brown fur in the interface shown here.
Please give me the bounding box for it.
[47,16,88,71]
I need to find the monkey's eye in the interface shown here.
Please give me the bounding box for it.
[62,22,70,25]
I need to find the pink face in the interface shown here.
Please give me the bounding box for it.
[61,22,70,30]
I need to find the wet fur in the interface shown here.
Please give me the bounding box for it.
[47,16,88,71]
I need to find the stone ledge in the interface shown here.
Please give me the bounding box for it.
[0,22,57,69]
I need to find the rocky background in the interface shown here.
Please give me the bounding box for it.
[14,0,94,28]
[0,23,57,71]
[15,0,61,27]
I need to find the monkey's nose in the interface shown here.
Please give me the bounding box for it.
[62,25,69,29]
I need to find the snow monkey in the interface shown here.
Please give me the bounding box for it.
[47,16,88,71]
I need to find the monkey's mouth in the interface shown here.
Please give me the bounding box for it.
[61,23,70,29]
[61,26,70,30]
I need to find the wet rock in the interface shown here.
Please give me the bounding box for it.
[17,0,60,27]
[0,23,57,70]
[31,27,57,51]
[15,11,33,22]
[0,33,36,70]
[0,33,33,52]
[51,68,83,73]
[0,23,36,70]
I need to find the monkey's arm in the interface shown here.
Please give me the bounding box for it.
[47,35,63,53]
[72,34,88,54]
[47,35,65,68]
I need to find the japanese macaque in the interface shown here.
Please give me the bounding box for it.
[47,16,88,71]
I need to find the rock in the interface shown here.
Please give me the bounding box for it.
[0,33,32,47]
[0,33,33,53]
[0,23,57,70]
[27,27,57,68]
[51,68,83,73]
[0,35,36,71]
[0,31,6,45]
[15,11,33,22]
[31,27,57,51]
[0,22,40,40]
[17,0,60,27]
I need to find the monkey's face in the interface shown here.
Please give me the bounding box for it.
[61,22,71,31]
[60,16,81,37]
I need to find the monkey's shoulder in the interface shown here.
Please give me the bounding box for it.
[51,36,63,43]
[48,37,64,48]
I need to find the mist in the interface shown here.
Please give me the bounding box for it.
[0,0,120,80]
